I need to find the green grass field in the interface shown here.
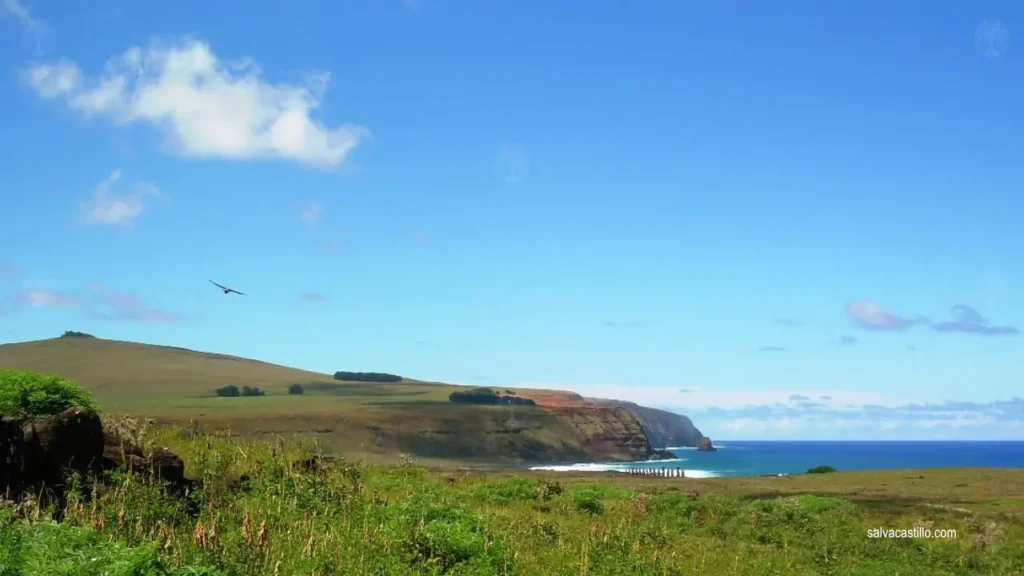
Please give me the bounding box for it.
[0,337,646,466]
[2,422,1022,575]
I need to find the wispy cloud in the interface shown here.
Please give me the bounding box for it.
[79,169,160,228]
[18,289,79,309]
[774,317,802,327]
[298,291,327,303]
[300,201,322,227]
[23,38,369,168]
[839,335,858,346]
[496,143,530,183]
[932,304,1018,336]
[413,230,431,246]
[975,18,1010,60]
[846,301,929,332]
[1,0,55,56]
[664,395,1024,439]
[758,345,787,352]
[87,285,179,323]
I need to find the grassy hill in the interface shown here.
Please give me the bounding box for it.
[0,336,666,466]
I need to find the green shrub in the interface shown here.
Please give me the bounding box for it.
[0,369,98,418]
[573,488,606,515]
[214,385,240,397]
[288,383,305,395]
[60,330,95,339]
[0,509,225,575]
[214,385,264,397]
[467,477,539,503]
[806,465,837,474]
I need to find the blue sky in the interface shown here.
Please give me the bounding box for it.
[1,0,1022,440]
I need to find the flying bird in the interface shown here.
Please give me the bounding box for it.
[209,280,247,296]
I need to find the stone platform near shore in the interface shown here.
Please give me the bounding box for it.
[623,468,686,478]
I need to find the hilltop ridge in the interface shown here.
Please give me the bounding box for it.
[0,336,704,466]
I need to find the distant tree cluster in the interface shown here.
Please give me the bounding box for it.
[288,383,305,395]
[806,465,836,474]
[449,387,536,406]
[333,371,402,383]
[214,385,265,397]
[60,331,95,339]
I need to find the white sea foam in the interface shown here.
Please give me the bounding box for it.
[528,459,720,478]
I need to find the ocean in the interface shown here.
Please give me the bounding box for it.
[529,441,1024,478]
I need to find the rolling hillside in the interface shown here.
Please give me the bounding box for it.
[0,335,701,466]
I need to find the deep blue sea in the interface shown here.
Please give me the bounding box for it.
[530,441,1024,477]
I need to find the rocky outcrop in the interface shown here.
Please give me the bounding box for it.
[698,436,717,451]
[545,406,652,461]
[1,408,195,503]
[649,448,677,461]
[588,400,704,448]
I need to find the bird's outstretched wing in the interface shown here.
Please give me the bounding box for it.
[229,289,247,296]
[209,280,228,290]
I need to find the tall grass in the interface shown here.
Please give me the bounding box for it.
[1,421,1022,575]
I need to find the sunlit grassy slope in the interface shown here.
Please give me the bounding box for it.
[0,337,644,466]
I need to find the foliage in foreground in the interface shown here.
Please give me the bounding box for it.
[1,424,1022,576]
[0,369,99,418]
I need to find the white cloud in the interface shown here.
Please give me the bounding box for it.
[20,289,78,309]
[527,383,905,410]
[2,0,55,56]
[79,169,159,227]
[724,418,800,434]
[23,38,369,168]
[976,18,1010,60]
[300,201,322,226]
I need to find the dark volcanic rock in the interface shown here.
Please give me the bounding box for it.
[295,454,337,473]
[1,408,105,501]
[649,449,677,461]
[697,436,717,452]
[1,408,195,503]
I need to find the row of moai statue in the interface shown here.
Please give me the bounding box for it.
[625,468,685,478]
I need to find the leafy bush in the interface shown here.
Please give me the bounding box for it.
[288,383,305,395]
[449,388,537,406]
[214,385,240,397]
[573,488,606,515]
[214,385,264,397]
[0,369,98,418]
[60,330,95,339]
[806,465,837,474]
[467,477,540,503]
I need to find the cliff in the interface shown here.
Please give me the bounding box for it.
[0,337,698,465]
[587,399,704,448]
[543,406,652,461]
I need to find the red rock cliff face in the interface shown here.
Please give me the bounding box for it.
[544,406,652,462]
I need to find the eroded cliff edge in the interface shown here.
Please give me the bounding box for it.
[587,399,704,449]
